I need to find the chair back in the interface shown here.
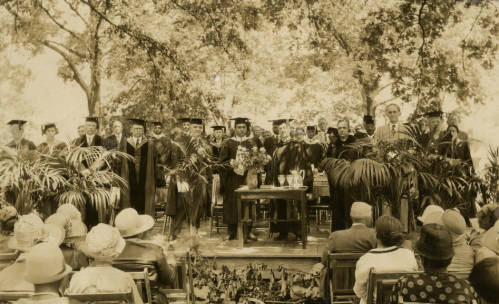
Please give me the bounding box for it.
[0,291,32,303]
[328,252,364,304]
[163,250,193,304]
[65,290,134,303]
[0,250,19,271]
[129,268,152,304]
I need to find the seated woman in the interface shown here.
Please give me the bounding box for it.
[0,204,18,253]
[44,207,89,270]
[66,223,143,304]
[475,220,499,263]
[13,242,72,304]
[391,224,479,304]
[353,215,418,304]
[469,257,499,304]
[0,214,65,293]
[113,208,176,285]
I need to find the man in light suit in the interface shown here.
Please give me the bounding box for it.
[374,103,409,143]
[321,201,376,264]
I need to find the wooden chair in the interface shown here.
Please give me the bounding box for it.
[327,253,364,304]
[0,291,33,303]
[366,269,471,304]
[162,250,194,304]
[129,268,152,304]
[65,290,134,303]
[209,174,225,236]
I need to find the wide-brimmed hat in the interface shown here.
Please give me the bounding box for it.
[0,205,17,222]
[45,213,70,230]
[8,214,45,252]
[24,242,72,284]
[81,224,125,261]
[114,208,154,237]
[442,209,466,238]
[418,205,444,224]
[65,219,87,241]
[481,220,499,255]
[416,223,454,260]
[56,204,81,221]
[42,223,65,246]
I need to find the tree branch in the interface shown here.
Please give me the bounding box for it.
[63,0,89,27]
[374,81,395,95]
[461,4,484,72]
[38,4,84,42]
[376,96,399,107]
[46,40,87,59]
[43,41,90,98]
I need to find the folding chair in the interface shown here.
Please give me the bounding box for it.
[65,290,134,303]
[327,253,364,304]
[0,291,33,303]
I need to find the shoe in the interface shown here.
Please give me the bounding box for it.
[224,234,236,241]
[273,233,288,241]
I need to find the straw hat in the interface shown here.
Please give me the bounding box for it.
[350,202,372,219]
[418,205,444,224]
[42,223,65,246]
[114,208,154,238]
[24,242,72,284]
[65,219,87,241]
[441,209,467,239]
[8,214,45,252]
[0,205,17,222]
[481,220,499,255]
[81,224,125,261]
[56,204,81,221]
[44,213,70,230]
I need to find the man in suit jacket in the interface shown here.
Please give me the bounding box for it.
[74,117,103,228]
[321,201,376,264]
[104,120,127,150]
[75,117,103,147]
[374,103,409,143]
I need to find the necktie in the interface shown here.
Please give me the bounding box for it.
[391,124,396,136]
[136,138,140,146]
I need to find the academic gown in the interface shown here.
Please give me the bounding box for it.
[219,137,255,225]
[120,138,156,216]
[6,139,36,151]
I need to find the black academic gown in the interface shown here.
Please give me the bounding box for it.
[219,137,255,225]
[7,139,36,151]
[74,134,104,228]
[120,137,156,216]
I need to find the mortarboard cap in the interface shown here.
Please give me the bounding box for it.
[363,115,374,124]
[152,121,162,127]
[306,125,317,131]
[269,119,293,126]
[85,117,100,127]
[177,117,191,123]
[211,126,226,131]
[231,117,250,125]
[327,127,339,136]
[7,120,27,126]
[128,118,146,128]
[190,118,203,125]
[41,123,57,135]
[424,110,443,118]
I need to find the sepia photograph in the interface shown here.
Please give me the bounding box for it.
[0,0,498,303]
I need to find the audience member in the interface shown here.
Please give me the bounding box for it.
[442,209,475,272]
[114,208,176,286]
[469,257,499,304]
[13,242,72,304]
[418,204,444,225]
[56,204,82,222]
[61,219,89,270]
[391,224,479,304]
[0,204,17,253]
[321,202,376,264]
[354,215,418,304]
[475,220,499,263]
[67,223,143,304]
[470,204,499,248]
[0,214,64,292]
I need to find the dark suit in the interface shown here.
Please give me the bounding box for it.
[321,224,377,264]
[115,238,175,286]
[104,133,127,150]
[74,134,103,228]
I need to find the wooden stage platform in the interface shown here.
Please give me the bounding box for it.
[155,218,330,272]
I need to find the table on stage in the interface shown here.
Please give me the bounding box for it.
[235,186,308,249]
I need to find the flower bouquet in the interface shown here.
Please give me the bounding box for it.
[230,146,272,189]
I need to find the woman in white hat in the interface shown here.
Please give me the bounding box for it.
[0,204,17,253]
[13,242,72,304]
[66,223,143,304]
[0,214,65,293]
[114,208,175,288]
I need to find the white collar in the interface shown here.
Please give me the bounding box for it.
[231,136,248,142]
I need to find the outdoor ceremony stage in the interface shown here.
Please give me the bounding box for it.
[157,218,329,272]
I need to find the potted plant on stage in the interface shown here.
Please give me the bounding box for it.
[164,135,216,236]
[0,147,67,215]
[230,146,271,189]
